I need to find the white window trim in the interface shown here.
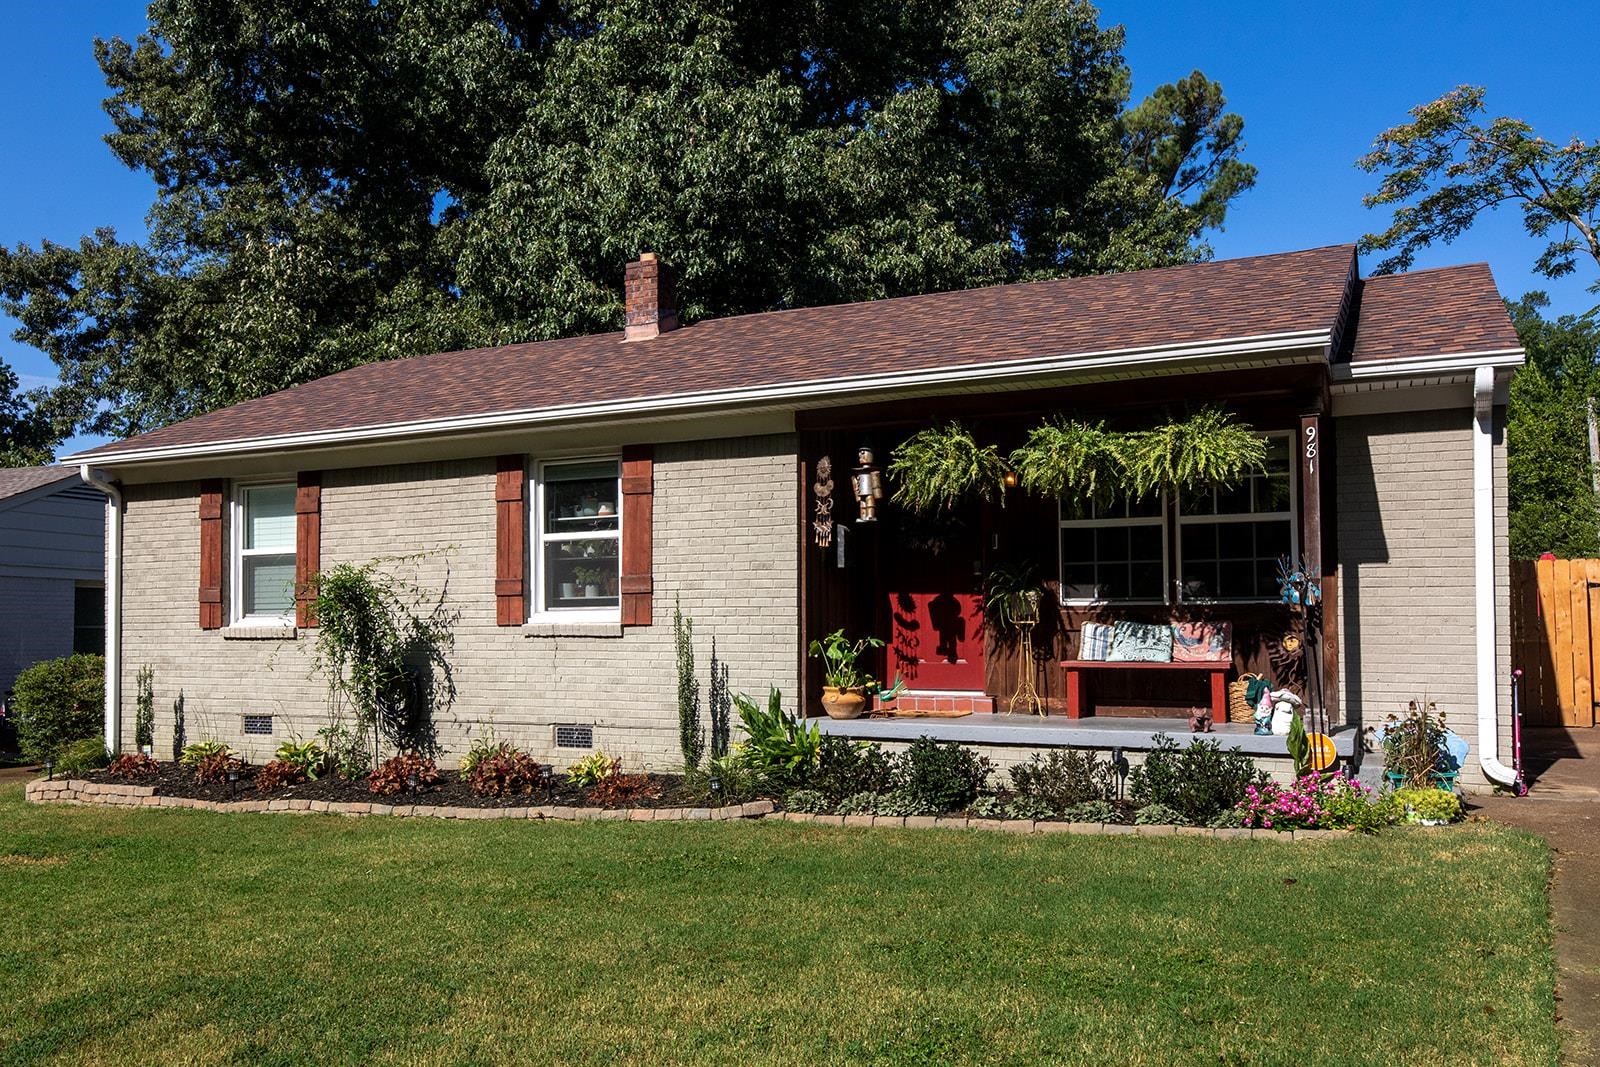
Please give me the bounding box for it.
[230,480,298,627]
[1058,493,1171,607]
[1174,430,1299,605]
[528,456,622,624]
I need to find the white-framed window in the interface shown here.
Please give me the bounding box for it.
[1176,432,1297,602]
[1058,492,1168,605]
[232,482,297,624]
[532,457,622,620]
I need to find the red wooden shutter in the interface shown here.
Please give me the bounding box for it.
[495,455,526,625]
[620,445,654,627]
[295,472,322,628]
[198,480,224,630]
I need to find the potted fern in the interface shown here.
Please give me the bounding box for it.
[808,629,884,719]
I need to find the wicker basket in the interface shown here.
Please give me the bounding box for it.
[1228,672,1263,724]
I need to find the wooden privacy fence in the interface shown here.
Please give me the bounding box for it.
[1511,558,1600,727]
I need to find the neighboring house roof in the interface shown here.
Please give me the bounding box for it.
[0,465,77,504]
[1348,264,1522,364]
[70,242,1519,464]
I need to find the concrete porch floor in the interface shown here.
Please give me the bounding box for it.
[812,712,1357,758]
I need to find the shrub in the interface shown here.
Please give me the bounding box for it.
[783,789,832,814]
[810,737,895,801]
[468,746,543,796]
[368,751,440,795]
[590,771,661,807]
[1317,774,1398,834]
[55,737,109,776]
[682,753,765,804]
[968,795,1005,818]
[1134,802,1188,826]
[893,737,990,812]
[1238,773,1394,833]
[274,738,325,780]
[875,789,942,818]
[1009,749,1115,809]
[1129,735,1265,826]
[180,740,234,766]
[837,791,881,816]
[193,752,245,784]
[134,665,156,751]
[733,689,820,786]
[11,653,105,762]
[1208,807,1249,829]
[1061,799,1120,824]
[566,751,617,788]
[255,759,304,792]
[1393,787,1463,824]
[317,721,371,780]
[1382,705,1451,786]
[1003,796,1057,821]
[105,752,159,781]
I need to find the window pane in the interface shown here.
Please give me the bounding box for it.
[1060,527,1094,563]
[1215,524,1254,560]
[1181,523,1216,562]
[244,554,296,616]
[1215,479,1251,515]
[545,461,619,533]
[1061,562,1097,600]
[1128,524,1163,561]
[1130,562,1165,600]
[1126,493,1163,519]
[545,537,619,608]
[1097,563,1130,600]
[1255,520,1291,559]
[1264,434,1291,472]
[245,485,296,551]
[1218,560,1253,599]
[73,585,105,655]
[1255,560,1279,599]
[1094,526,1128,560]
[1179,488,1214,517]
[1180,562,1218,600]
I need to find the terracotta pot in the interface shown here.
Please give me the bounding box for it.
[821,685,868,720]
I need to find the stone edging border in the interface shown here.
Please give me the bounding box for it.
[23,778,1354,840]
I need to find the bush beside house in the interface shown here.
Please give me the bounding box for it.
[11,653,104,763]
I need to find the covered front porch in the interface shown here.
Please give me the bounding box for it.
[796,361,1341,753]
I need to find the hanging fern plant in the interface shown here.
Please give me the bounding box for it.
[888,421,1007,514]
[1122,406,1268,498]
[1008,417,1127,505]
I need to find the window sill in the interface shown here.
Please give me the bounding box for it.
[522,620,624,639]
[221,623,298,641]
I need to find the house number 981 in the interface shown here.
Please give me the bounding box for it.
[1304,424,1318,474]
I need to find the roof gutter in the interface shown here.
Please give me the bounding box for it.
[63,327,1331,467]
[1473,366,1516,789]
[77,465,123,756]
[1329,347,1524,384]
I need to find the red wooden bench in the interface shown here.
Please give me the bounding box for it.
[1060,659,1229,721]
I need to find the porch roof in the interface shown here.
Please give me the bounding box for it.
[814,713,1359,758]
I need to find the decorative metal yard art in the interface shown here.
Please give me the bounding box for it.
[852,447,884,523]
[1008,589,1044,715]
[1275,554,1332,771]
[812,455,835,547]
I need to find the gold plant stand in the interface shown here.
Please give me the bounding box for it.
[1008,591,1044,716]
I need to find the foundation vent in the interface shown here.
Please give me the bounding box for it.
[242,714,274,736]
[554,724,594,749]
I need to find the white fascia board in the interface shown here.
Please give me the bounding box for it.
[1329,348,1524,384]
[65,327,1331,467]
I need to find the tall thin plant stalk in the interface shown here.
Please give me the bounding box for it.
[674,600,703,769]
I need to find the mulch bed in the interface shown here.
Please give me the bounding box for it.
[84,763,752,810]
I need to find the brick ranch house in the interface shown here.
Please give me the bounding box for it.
[67,245,1524,789]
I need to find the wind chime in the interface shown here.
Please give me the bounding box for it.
[1009,589,1044,715]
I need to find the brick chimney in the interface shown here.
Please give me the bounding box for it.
[623,252,678,341]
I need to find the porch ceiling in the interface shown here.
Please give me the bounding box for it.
[813,714,1358,757]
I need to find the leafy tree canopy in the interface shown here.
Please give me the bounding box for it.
[1506,293,1600,559]
[0,0,1254,444]
[1358,86,1599,297]
[0,361,55,467]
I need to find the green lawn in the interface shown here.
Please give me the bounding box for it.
[0,782,1557,1066]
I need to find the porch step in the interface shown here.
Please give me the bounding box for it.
[876,692,995,715]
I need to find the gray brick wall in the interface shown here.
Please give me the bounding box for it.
[1334,405,1512,791]
[118,434,800,770]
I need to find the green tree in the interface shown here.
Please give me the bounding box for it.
[1358,85,1599,297]
[0,362,54,467]
[1506,293,1600,559]
[1,0,1254,442]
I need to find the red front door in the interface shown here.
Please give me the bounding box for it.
[887,515,985,691]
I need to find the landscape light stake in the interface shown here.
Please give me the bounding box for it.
[540,764,554,800]
[226,767,239,799]
[710,774,723,807]
[44,758,54,780]
[1110,747,1128,801]
[406,771,419,796]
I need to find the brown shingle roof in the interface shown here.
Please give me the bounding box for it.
[1348,264,1520,363]
[0,465,77,502]
[77,244,1361,459]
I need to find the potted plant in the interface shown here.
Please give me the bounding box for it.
[1381,701,1457,790]
[808,629,884,719]
[574,566,605,598]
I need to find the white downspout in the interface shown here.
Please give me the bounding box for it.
[78,466,123,755]
[1474,367,1516,788]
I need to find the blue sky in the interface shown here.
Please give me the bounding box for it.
[2,1,1597,455]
